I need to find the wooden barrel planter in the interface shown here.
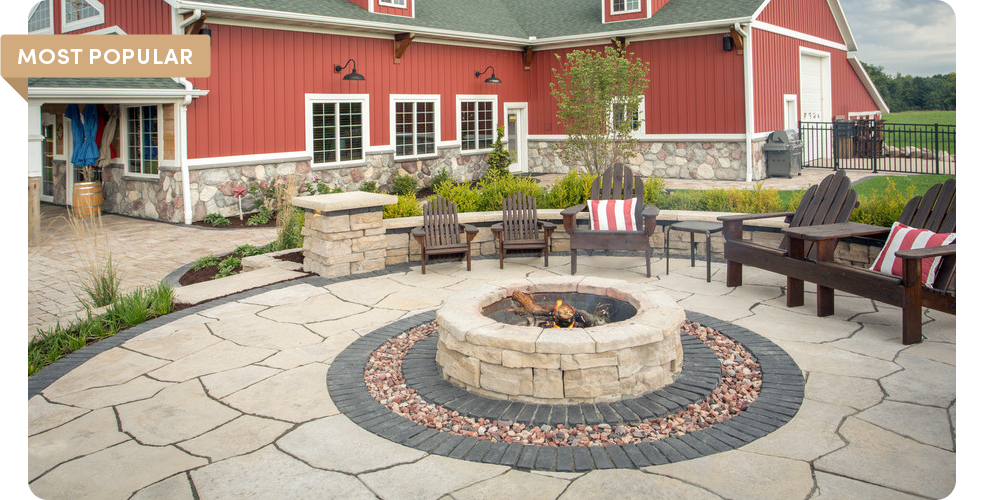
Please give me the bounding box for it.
[72,181,103,217]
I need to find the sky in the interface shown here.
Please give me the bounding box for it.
[841,0,957,77]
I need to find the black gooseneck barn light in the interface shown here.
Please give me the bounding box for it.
[334,59,365,81]
[475,66,502,84]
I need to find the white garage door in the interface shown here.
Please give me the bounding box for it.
[800,53,830,161]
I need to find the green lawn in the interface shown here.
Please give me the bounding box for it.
[882,110,955,126]
[851,174,955,199]
[880,111,955,154]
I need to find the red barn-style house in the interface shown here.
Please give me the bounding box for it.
[26,0,887,224]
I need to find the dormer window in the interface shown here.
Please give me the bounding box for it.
[62,0,105,33]
[380,0,406,7]
[28,1,53,33]
[613,0,641,14]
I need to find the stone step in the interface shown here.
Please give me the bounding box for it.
[174,267,308,306]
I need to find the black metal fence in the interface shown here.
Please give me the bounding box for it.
[798,120,955,175]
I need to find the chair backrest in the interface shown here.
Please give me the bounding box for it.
[590,163,645,226]
[502,192,540,241]
[422,196,461,248]
[780,170,859,254]
[898,178,956,290]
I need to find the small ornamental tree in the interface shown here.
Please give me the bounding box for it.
[484,124,514,179]
[550,45,650,174]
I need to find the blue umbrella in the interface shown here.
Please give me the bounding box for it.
[66,103,100,168]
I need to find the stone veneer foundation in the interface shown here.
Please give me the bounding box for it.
[434,277,685,404]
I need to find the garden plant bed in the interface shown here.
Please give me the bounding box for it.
[178,252,241,286]
[192,214,277,229]
[274,250,304,264]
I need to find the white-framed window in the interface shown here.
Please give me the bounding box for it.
[611,96,645,137]
[28,0,54,34]
[390,95,439,159]
[457,95,497,152]
[380,0,407,7]
[612,0,641,14]
[62,0,105,33]
[124,105,161,176]
[306,94,370,167]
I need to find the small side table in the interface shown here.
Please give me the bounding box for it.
[665,221,724,282]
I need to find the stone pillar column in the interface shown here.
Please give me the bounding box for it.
[293,192,398,278]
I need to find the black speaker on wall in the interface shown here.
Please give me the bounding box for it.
[723,35,734,51]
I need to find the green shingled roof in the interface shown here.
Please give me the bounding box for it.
[192,0,768,41]
[28,77,188,90]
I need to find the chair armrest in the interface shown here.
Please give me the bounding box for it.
[641,205,659,236]
[562,204,587,233]
[462,224,479,234]
[641,205,659,218]
[490,223,503,234]
[540,221,556,230]
[782,222,888,242]
[560,204,587,217]
[896,244,956,260]
[411,227,425,238]
[717,212,795,223]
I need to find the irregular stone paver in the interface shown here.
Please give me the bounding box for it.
[735,304,858,343]
[855,400,954,450]
[277,415,425,474]
[207,316,324,350]
[827,323,908,361]
[762,293,876,321]
[739,399,848,462]
[328,277,416,306]
[41,348,168,399]
[360,454,508,500]
[117,380,241,446]
[28,407,128,481]
[259,331,360,369]
[174,267,306,305]
[46,374,169,410]
[879,353,955,408]
[123,323,222,361]
[197,301,267,321]
[27,397,88,436]
[190,445,376,499]
[130,474,196,500]
[258,292,371,324]
[772,340,899,379]
[804,372,884,411]
[200,365,281,399]
[239,283,329,307]
[30,440,207,500]
[678,293,755,322]
[147,340,275,382]
[453,470,568,500]
[814,417,955,498]
[134,313,215,341]
[179,415,294,462]
[644,450,814,500]
[813,471,923,500]
[306,307,407,337]
[902,340,955,366]
[221,362,337,423]
[561,469,720,499]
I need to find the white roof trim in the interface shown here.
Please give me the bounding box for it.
[27,86,209,101]
[752,0,857,52]
[847,53,890,114]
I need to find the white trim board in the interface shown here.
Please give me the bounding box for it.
[187,151,311,168]
[752,21,848,51]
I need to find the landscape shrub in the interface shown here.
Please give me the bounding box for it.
[391,174,419,197]
[383,194,424,219]
[430,168,454,190]
[360,180,379,193]
[432,181,482,213]
[542,171,594,209]
[203,213,231,227]
[475,170,544,211]
[850,177,916,227]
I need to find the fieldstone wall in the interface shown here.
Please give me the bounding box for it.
[102,166,184,222]
[528,139,767,181]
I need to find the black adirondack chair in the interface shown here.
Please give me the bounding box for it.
[491,192,555,269]
[411,196,478,274]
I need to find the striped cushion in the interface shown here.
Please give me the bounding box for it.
[870,222,955,285]
[588,199,637,231]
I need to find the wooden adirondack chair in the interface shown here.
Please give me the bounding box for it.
[560,164,659,277]
[411,196,479,274]
[717,169,858,306]
[779,178,955,344]
[491,192,556,269]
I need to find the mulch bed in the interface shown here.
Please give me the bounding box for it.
[274,250,304,263]
[191,213,277,229]
[178,253,241,286]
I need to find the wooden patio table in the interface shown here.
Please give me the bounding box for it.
[782,221,889,316]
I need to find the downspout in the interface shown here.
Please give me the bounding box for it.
[733,22,755,182]
[180,81,194,224]
[177,9,203,33]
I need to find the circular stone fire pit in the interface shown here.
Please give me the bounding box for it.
[435,277,685,404]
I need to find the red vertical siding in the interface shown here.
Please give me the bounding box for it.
[528,35,746,135]
[757,0,844,44]
[650,0,670,13]
[603,0,649,24]
[754,29,880,133]
[186,26,530,159]
[60,0,172,35]
[347,0,370,10]
[374,0,413,18]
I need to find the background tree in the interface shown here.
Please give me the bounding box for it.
[550,45,650,174]
[861,62,956,112]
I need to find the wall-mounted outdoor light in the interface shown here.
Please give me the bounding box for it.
[723,35,733,51]
[335,59,366,81]
[475,66,502,84]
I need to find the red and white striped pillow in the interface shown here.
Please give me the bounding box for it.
[870,222,955,285]
[588,199,638,231]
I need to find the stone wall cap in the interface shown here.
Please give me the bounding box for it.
[294,192,398,213]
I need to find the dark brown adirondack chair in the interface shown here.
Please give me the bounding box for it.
[411,196,479,274]
[717,169,858,305]
[780,179,955,344]
[491,192,556,269]
[560,164,659,277]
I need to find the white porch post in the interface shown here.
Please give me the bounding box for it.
[28,100,43,246]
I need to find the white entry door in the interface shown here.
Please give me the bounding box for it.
[504,103,528,173]
[800,50,832,162]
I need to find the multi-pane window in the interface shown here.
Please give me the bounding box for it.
[28,1,51,33]
[380,0,407,6]
[613,0,641,13]
[460,100,494,151]
[126,106,159,175]
[64,0,99,23]
[612,103,641,132]
[312,101,364,165]
[395,100,436,158]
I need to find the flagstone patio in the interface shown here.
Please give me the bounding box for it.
[27,254,957,499]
